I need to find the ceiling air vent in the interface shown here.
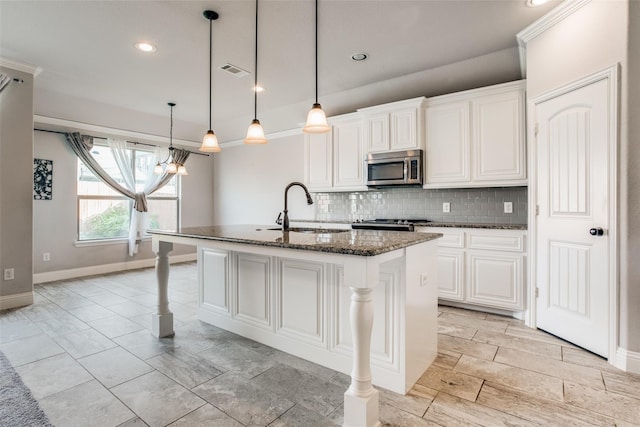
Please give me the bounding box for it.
[219,63,250,78]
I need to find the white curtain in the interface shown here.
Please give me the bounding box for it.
[108,138,170,256]
[65,132,187,257]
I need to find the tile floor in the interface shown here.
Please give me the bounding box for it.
[1,262,639,426]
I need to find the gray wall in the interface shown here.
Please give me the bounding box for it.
[32,131,215,275]
[525,0,638,353]
[0,66,33,299]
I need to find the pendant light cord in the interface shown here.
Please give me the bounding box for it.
[208,16,213,130]
[314,0,318,104]
[254,0,259,120]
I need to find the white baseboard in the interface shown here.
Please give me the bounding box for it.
[33,253,197,284]
[0,292,34,310]
[615,347,640,375]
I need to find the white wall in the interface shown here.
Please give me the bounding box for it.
[213,133,315,226]
[0,65,33,301]
[525,0,639,355]
[32,131,215,276]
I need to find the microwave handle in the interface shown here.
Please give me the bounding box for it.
[403,159,409,183]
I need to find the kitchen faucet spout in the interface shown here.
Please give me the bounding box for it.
[281,181,313,231]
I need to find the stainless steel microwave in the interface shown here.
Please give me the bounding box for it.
[366,149,423,186]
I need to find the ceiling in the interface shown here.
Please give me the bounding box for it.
[0,0,559,145]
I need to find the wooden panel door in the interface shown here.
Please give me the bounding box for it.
[535,77,611,357]
[436,250,464,301]
[366,113,389,153]
[304,132,333,190]
[390,108,417,150]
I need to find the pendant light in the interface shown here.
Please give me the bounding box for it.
[302,0,330,134]
[244,0,267,144]
[154,102,188,175]
[200,10,222,152]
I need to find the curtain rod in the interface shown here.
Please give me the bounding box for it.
[34,128,210,157]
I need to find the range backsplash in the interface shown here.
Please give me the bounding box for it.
[314,186,527,224]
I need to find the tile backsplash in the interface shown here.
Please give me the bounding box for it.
[314,186,527,224]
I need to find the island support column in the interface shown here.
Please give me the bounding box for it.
[151,239,175,338]
[343,257,381,427]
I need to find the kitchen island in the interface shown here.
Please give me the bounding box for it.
[149,225,441,427]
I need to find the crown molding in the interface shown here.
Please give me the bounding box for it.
[516,0,592,77]
[0,57,42,76]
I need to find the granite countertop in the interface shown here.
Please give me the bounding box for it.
[412,222,527,230]
[149,225,442,257]
[292,219,527,231]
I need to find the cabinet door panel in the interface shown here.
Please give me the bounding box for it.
[235,253,272,329]
[390,108,418,150]
[466,251,523,310]
[367,113,389,152]
[425,101,470,183]
[333,121,365,188]
[305,132,332,190]
[473,91,525,182]
[200,249,230,315]
[437,250,464,301]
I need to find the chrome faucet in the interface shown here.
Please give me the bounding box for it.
[277,181,313,231]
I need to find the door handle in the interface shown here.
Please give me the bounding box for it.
[589,227,605,236]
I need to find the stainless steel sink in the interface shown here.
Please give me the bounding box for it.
[257,227,349,234]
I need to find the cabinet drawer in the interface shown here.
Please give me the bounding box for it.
[467,232,524,252]
[417,227,464,248]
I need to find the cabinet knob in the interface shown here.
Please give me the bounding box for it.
[589,227,605,236]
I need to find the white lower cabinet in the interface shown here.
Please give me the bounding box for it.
[417,227,526,311]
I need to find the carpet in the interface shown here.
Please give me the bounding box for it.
[0,350,53,426]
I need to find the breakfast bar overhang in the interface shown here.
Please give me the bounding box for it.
[149,225,441,427]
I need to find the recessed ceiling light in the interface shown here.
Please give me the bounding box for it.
[351,53,368,62]
[254,86,265,93]
[525,0,550,7]
[135,42,157,53]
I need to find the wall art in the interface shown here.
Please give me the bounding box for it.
[33,158,53,200]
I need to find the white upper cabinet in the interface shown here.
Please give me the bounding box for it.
[424,81,527,188]
[304,112,367,192]
[359,97,426,153]
[304,131,333,191]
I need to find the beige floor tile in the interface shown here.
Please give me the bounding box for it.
[494,347,604,389]
[602,370,640,399]
[477,382,616,426]
[438,321,477,340]
[432,349,462,370]
[378,384,436,417]
[438,334,497,361]
[564,381,640,424]
[438,305,488,319]
[424,390,537,427]
[416,364,483,402]
[505,324,577,347]
[439,312,508,334]
[484,313,524,325]
[473,329,562,360]
[454,354,564,401]
[562,346,623,373]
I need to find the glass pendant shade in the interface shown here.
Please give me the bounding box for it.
[153,163,163,175]
[244,119,267,144]
[177,165,188,175]
[303,103,330,134]
[200,130,221,152]
[166,161,178,174]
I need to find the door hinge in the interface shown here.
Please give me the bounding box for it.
[534,123,539,136]
[535,287,539,298]
[536,205,539,216]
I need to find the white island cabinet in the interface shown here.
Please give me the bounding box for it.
[150,226,441,427]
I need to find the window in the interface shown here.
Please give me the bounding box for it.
[77,143,179,241]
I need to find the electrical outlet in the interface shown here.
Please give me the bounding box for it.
[504,202,513,214]
[442,202,451,213]
[4,268,15,281]
[43,252,51,262]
